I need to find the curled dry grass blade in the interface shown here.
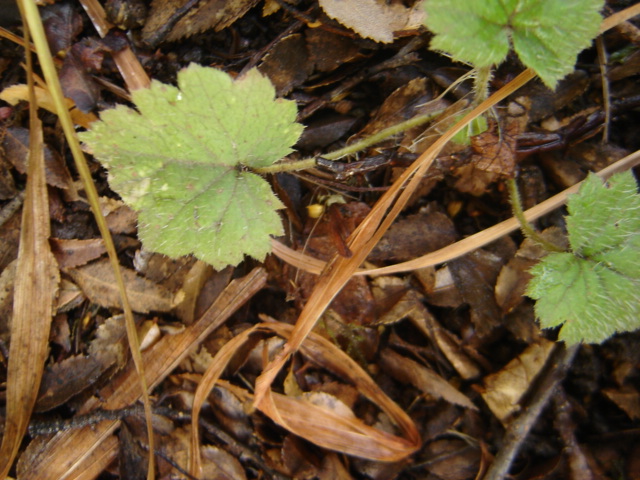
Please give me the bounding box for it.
[251,67,536,428]
[190,321,420,475]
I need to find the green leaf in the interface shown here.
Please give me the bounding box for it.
[80,64,303,269]
[527,171,640,344]
[424,0,603,88]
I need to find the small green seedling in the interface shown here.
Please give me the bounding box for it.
[80,64,303,269]
[423,0,604,90]
[526,171,640,344]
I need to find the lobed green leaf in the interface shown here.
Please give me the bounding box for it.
[80,64,303,269]
[424,0,604,88]
[527,171,640,344]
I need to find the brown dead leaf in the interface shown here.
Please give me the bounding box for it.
[374,287,481,380]
[66,258,179,313]
[59,38,107,113]
[422,438,481,480]
[379,348,477,410]
[3,126,74,189]
[0,259,16,340]
[50,237,107,268]
[36,315,127,411]
[452,163,501,196]
[602,386,640,420]
[102,199,138,235]
[259,34,314,96]
[469,116,520,177]
[318,0,425,43]
[359,77,434,139]
[201,444,248,480]
[118,420,149,479]
[174,260,214,325]
[481,338,555,424]
[495,227,568,314]
[142,0,259,46]
[40,2,84,54]
[55,277,85,312]
[318,452,353,480]
[0,118,59,477]
[0,154,17,199]
[448,249,505,338]
[294,202,375,325]
[190,321,421,474]
[0,84,98,129]
[420,265,464,308]
[306,29,361,73]
[282,434,322,479]
[369,204,457,263]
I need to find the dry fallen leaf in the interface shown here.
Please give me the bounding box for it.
[66,258,180,313]
[142,0,259,46]
[318,0,425,43]
[602,386,640,420]
[37,315,128,411]
[0,118,59,477]
[50,237,107,268]
[379,348,477,410]
[481,338,555,424]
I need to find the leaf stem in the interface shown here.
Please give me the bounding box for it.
[472,65,493,107]
[255,108,444,175]
[506,177,565,253]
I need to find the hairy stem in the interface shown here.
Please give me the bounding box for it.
[255,108,444,175]
[507,177,565,252]
[472,65,493,107]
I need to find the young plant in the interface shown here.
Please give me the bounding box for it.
[423,0,604,92]
[526,171,640,344]
[424,0,604,141]
[80,64,303,269]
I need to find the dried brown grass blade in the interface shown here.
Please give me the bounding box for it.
[190,322,420,476]
[0,116,59,474]
[272,149,640,276]
[253,69,536,423]
[19,268,266,480]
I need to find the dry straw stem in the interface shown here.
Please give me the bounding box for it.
[18,268,266,480]
[189,320,420,475]
[257,3,640,459]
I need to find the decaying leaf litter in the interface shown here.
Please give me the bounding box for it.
[0,1,640,479]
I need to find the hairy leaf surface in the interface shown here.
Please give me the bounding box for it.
[527,171,640,344]
[80,64,303,269]
[424,0,603,88]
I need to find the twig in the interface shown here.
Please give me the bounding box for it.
[596,36,610,143]
[482,343,579,480]
[0,190,25,228]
